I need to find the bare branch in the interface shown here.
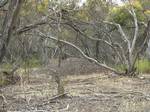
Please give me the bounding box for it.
[103,21,131,53]
[114,43,128,65]
[103,21,128,42]
[131,21,150,67]
[37,30,120,74]
[67,23,114,49]
[16,21,47,34]
[128,7,139,54]
[138,21,147,27]
[66,23,125,63]
[139,20,150,53]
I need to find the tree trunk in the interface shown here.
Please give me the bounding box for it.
[0,0,23,63]
[95,41,100,60]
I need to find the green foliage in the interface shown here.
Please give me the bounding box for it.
[1,57,41,70]
[21,0,49,16]
[110,7,130,26]
[140,0,150,10]
[141,0,150,17]
[115,64,127,72]
[37,0,49,12]
[23,57,41,68]
[21,0,36,16]
[75,10,89,21]
[136,58,150,73]
[115,58,150,73]
[0,75,6,86]
[0,72,11,86]
[109,1,146,26]
[1,63,12,70]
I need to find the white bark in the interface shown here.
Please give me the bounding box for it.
[128,7,138,54]
[37,30,120,74]
[67,23,124,63]
[103,6,140,74]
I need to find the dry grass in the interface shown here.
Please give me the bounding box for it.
[0,71,150,112]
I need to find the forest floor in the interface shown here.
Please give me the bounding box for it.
[0,58,150,112]
[1,72,150,112]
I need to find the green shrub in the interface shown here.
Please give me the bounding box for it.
[115,58,150,73]
[108,1,146,26]
[136,58,150,73]
[23,57,41,68]
[1,57,41,71]
[1,63,12,70]
[115,64,127,72]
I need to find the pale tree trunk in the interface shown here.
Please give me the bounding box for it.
[54,10,65,95]
[37,18,150,76]
[28,5,149,76]
[0,0,23,63]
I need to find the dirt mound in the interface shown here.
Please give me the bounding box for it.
[48,58,106,76]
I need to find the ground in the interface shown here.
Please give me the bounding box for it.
[0,58,150,112]
[1,71,150,112]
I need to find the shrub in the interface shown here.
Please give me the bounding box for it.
[136,58,150,73]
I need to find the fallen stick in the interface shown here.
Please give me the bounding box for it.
[49,92,68,101]
[39,92,69,106]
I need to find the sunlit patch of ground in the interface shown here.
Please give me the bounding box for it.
[1,72,150,112]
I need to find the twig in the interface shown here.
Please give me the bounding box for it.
[50,92,68,100]
[0,94,8,104]
[40,92,68,106]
